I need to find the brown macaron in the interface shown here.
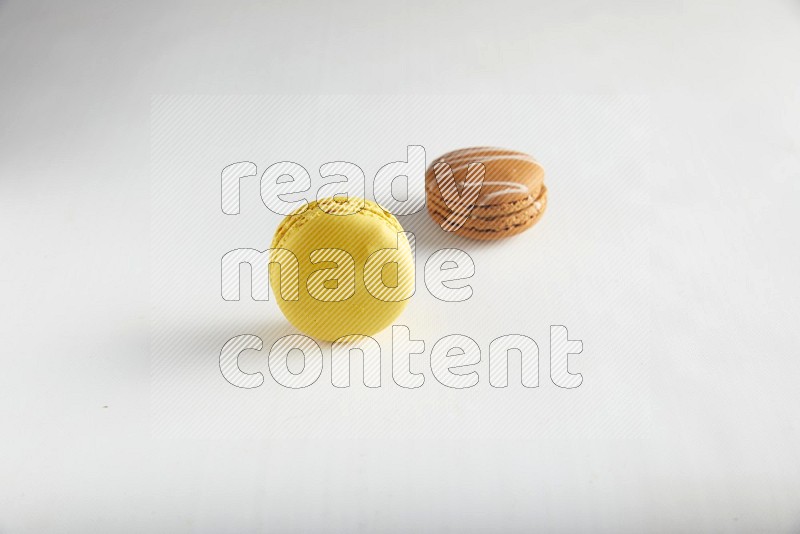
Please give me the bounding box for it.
[425,147,547,240]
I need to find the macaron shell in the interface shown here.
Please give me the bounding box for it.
[426,147,547,240]
[270,198,413,341]
[271,197,403,250]
[429,148,544,206]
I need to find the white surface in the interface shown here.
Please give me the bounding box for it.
[1,1,799,532]
[150,94,649,439]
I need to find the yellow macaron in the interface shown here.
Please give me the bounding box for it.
[270,197,414,341]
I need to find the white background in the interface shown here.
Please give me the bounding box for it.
[150,94,649,440]
[1,1,799,532]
